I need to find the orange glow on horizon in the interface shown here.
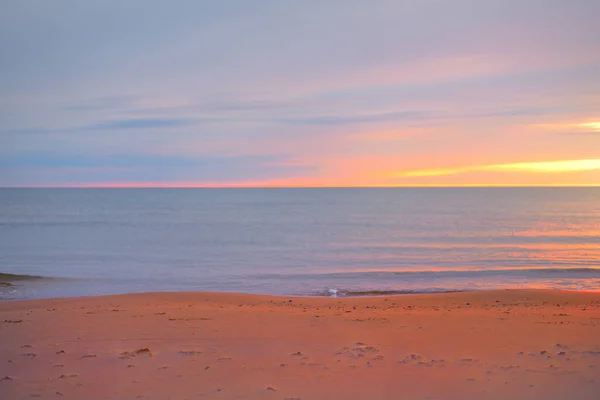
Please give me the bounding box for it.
[4,158,599,189]
[7,182,600,189]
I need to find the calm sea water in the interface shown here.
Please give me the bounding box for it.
[1,188,599,300]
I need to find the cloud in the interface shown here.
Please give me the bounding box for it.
[0,152,316,186]
[532,120,600,136]
[89,118,196,130]
[64,95,137,112]
[207,99,289,112]
[396,159,600,178]
[1,1,599,186]
[578,122,600,131]
[282,110,430,126]
[559,131,600,136]
[0,127,65,136]
[0,152,299,169]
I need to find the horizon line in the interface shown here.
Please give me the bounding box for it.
[1,184,599,189]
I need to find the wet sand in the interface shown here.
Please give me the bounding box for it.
[1,289,599,400]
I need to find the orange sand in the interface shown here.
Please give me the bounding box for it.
[1,289,599,400]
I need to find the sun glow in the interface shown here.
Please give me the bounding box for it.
[493,159,600,173]
[533,119,600,132]
[578,121,600,131]
[397,159,600,178]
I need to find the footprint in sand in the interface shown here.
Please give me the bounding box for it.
[120,348,152,360]
[58,374,78,379]
[582,351,600,357]
[336,343,380,360]
[398,354,422,364]
[417,359,445,367]
[178,351,201,356]
[498,365,520,371]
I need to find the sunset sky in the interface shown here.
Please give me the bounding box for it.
[1,0,599,187]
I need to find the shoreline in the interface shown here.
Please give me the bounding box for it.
[0,272,44,287]
[3,264,600,301]
[4,264,600,301]
[1,286,599,303]
[2,287,599,308]
[1,289,599,399]
[1,287,469,302]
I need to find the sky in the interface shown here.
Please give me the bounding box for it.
[1,0,599,187]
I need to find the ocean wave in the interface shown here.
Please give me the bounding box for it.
[257,267,600,281]
[315,288,463,297]
[0,272,45,281]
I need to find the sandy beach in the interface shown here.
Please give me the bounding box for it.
[1,289,599,400]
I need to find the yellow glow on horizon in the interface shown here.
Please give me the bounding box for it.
[401,167,471,177]
[533,119,600,132]
[493,159,600,173]
[578,121,600,131]
[14,182,600,188]
[397,159,600,178]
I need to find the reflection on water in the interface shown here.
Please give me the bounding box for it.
[0,188,598,299]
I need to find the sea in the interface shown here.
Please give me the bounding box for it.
[1,188,599,300]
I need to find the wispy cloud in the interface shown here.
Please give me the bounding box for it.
[396,159,600,178]
[0,153,314,186]
[207,99,289,112]
[89,118,196,130]
[578,122,600,131]
[0,152,303,170]
[534,120,600,131]
[282,110,429,126]
[64,95,137,112]
[532,119,600,136]
[1,1,599,186]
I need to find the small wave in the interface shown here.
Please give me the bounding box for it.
[0,272,45,281]
[315,288,464,297]
[267,267,600,281]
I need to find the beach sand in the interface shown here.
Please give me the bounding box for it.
[1,289,599,399]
